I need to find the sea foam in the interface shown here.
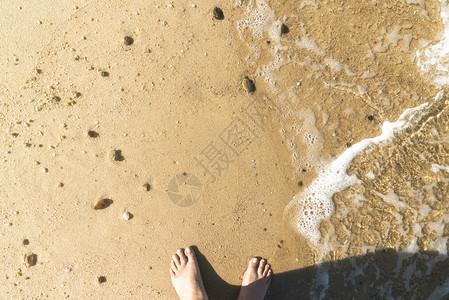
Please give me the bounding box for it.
[288,101,429,245]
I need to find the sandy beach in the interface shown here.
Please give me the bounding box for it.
[1,0,449,299]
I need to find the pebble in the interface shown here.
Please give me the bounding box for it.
[112,150,124,161]
[98,276,106,283]
[122,212,131,220]
[101,71,109,77]
[93,198,110,210]
[124,36,134,45]
[87,130,99,138]
[280,23,289,34]
[57,183,64,187]
[213,7,224,20]
[42,168,48,173]
[191,4,197,8]
[24,253,37,267]
[242,76,256,93]
[22,239,29,246]
[143,183,151,191]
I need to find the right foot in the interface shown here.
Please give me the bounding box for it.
[170,247,208,300]
[237,258,272,300]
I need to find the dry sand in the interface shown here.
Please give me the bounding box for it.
[1,0,448,299]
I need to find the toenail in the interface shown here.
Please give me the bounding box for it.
[252,258,258,263]
[186,247,191,254]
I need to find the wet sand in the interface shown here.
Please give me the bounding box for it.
[1,0,449,299]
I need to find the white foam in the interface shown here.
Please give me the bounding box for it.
[430,163,449,173]
[289,101,429,245]
[416,0,449,87]
[296,35,326,57]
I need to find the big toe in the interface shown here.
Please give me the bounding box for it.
[185,246,196,262]
[248,258,259,270]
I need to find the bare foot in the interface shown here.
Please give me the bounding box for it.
[170,247,208,300]
[237,258,272,300]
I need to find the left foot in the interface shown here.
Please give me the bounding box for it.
[170,247,208,300]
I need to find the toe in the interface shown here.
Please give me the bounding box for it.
[185,246,196,262]
[173,254,181,268]
[263,264,270,277]
[177,248,187,265]
[169,267,176,277]
[248,257,259,271]
[171,260,178,272]
[258,259,266,275]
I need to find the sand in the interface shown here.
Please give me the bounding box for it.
[1,0,449,299]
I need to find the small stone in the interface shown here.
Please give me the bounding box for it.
[57,183,64,187]
[101,71,109,77]
[191,4,197,8]
[122,212,131,220]
[143,183,151,191]
[124,36,134,45]
[280,23,289,34]
[368,115,374,121]
[22,239,29,246]
[242,76,256,93]
[98,276,106,283]
[93,198,112,210]
[42,168,48,173]
[112,150,124,161]
[87,130,99,138]
[24,253,37,267]
[213,7,224,20]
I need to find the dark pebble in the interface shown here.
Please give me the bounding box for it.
[281,23,289,34]
[101,71,109,77]
[24,253,37,267]
[113,150,124,161]
[88,130,99,138]
[368,115,374,121]
[213,7,224,20]
[124,36,134,45]
[22,239,30,246]
[98,276,107,283]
